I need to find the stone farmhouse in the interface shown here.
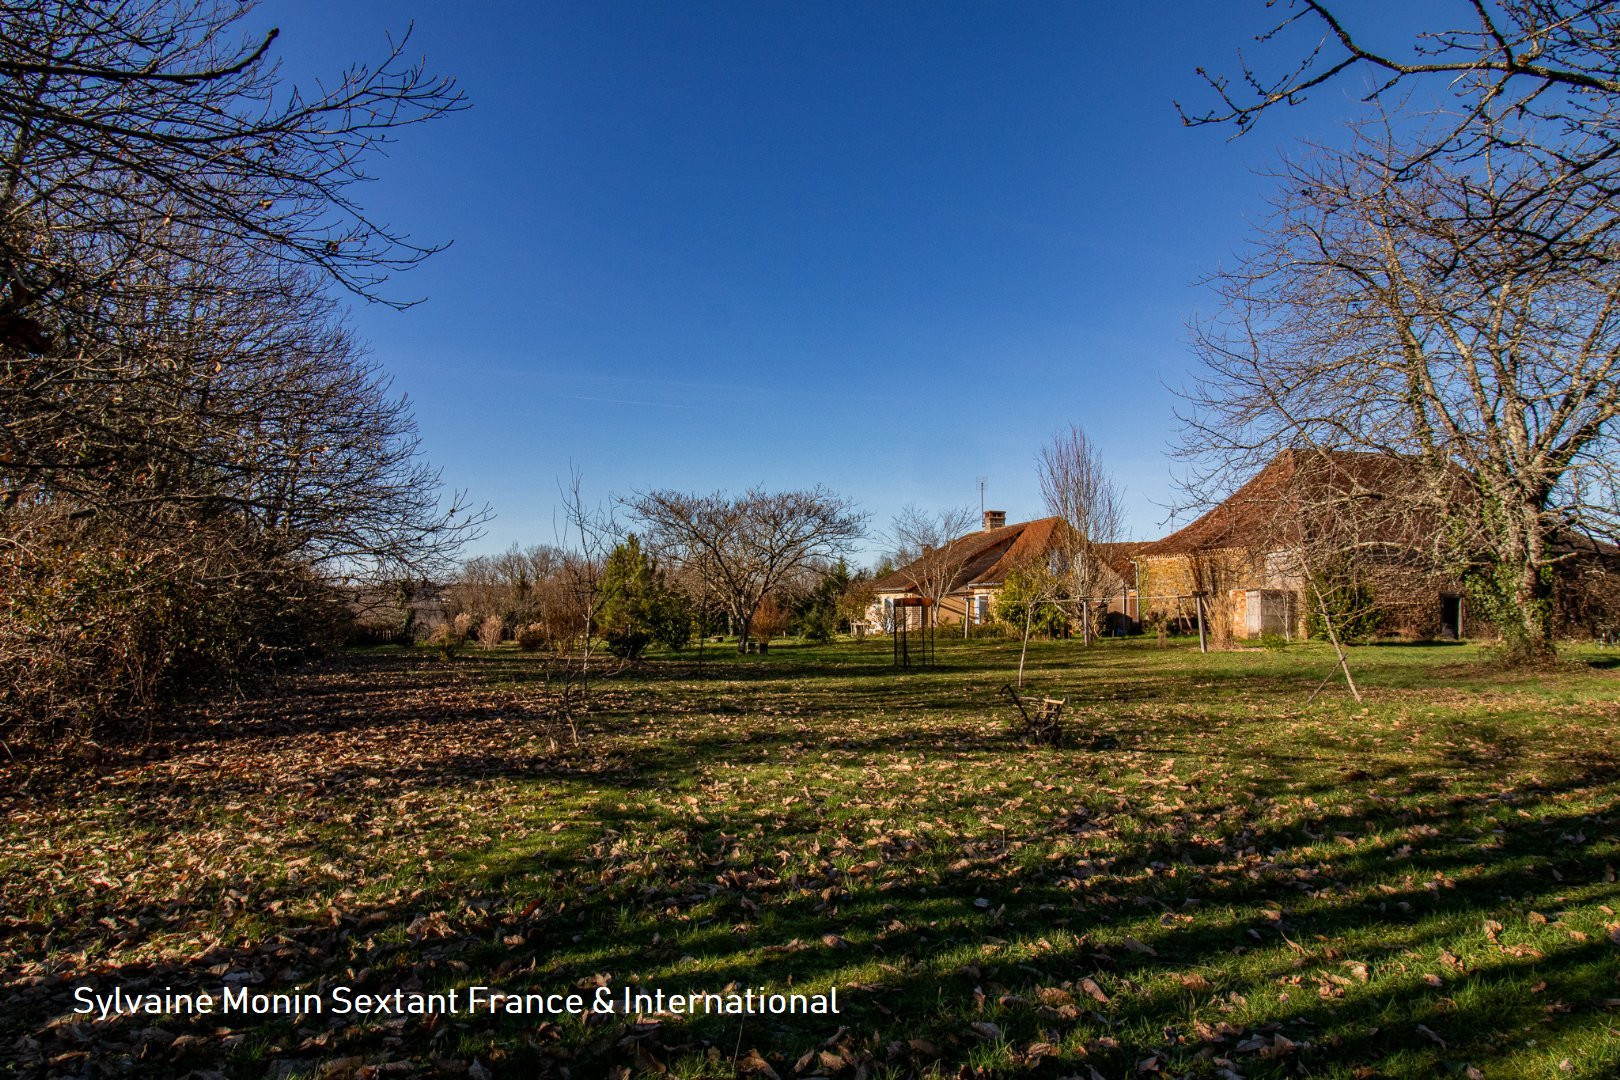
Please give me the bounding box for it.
[864,510,1139,634]
[1131,450,1459,646]
[866,451,1620,644]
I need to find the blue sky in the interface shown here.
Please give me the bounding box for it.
[255,1,1436,563]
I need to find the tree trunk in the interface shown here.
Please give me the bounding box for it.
[1307,577,1362,704]
[1506,559,1557,663]
[1017,603,1033,688]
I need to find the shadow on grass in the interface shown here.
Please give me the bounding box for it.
[5,644,1619,1077]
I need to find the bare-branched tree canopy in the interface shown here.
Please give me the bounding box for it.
[1184,2,1620,138]
[1037,424,1123,641]
[8,229,480,569]
[1180,2,1620,662]
[889,504,977,638]
[0,0,464,354]
[1180,127,1620,660]
[0,1,473,741]
[629,487,866,653]
[454,545,566,632]
[1183,3,1620,239]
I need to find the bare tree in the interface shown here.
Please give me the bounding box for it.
[629,487,866,653]
[0,1,477,583]
[1037,425,1124,644]
[0,0,465,359]
[1183,3,1619,140]
[455,544,564,628]
[889,504,978,644]
[0,2,471,741]
[555,470,620,706]
[1,218,490,743]
[993,564,1065,688]
[1179,125,1620,662]
[1183,2,1620,262]
[3,226,485,579]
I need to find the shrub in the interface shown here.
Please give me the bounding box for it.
[750,596,790,643]
[517,623,548,652]
[427,621,461,660]
[649,601,692,652]
[794,562,850,643]
[1306,566,1386,644]
[994,567,1067,638]
[477,615,504,650]
[1148,613,1170,648]
[0,511,342,745]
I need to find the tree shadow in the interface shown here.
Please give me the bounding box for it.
[5,646,1619,1077]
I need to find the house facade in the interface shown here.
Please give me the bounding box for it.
[1132,451,1471,645]
[869,452,1620,645]
[1134,449,1620,644]
[863,511,1141,634]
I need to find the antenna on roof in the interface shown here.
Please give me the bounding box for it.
[977,476,986,516]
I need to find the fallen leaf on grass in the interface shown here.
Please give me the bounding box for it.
[740,1048,780,1079]
[1262,1034,1297,1059]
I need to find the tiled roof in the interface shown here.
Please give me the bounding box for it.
[1139,450,1438,558]
[872,517,1062,594]
[1093,541,1153,580]
[972,516,1065,586]
[872,517,1143,595]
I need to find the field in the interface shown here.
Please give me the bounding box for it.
[3,636,1619,1079]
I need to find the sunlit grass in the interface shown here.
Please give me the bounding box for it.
[2,636,1618,1077]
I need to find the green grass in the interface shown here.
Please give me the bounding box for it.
[3,636,1619,1078]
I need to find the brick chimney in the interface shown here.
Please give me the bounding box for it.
[982,510,1006,531]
